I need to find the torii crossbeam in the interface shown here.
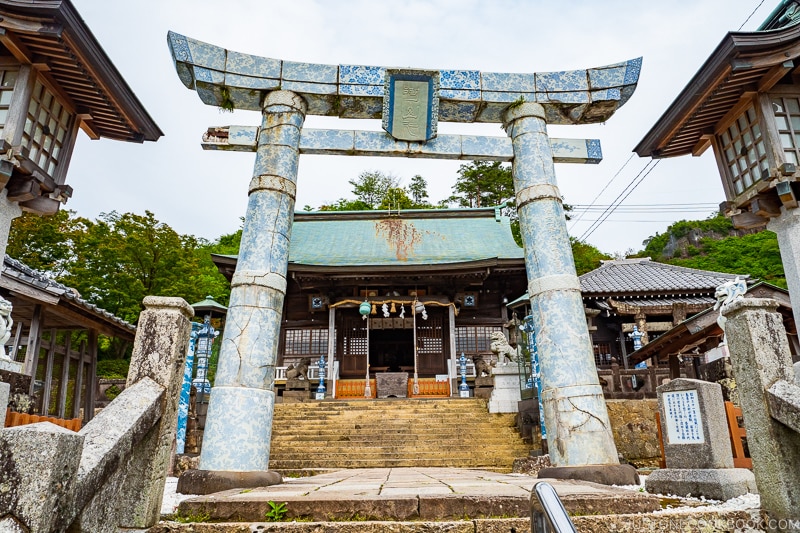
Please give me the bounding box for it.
[168,30,642,486]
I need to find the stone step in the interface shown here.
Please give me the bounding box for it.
[267,459,517,470]
[269,398,528,470]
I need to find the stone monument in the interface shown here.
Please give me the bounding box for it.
[168,31,641,486]
[646,378,757,500]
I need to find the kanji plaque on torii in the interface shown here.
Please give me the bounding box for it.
[168,30,641,487]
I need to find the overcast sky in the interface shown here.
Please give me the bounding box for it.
[64,0,776,255]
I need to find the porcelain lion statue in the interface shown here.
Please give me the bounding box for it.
[0,296,12,360]
[472,355,495,378]
[490,331,516,364]
[714,277,747,331]
[286,357,311,380]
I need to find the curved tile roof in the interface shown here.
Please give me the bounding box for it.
[579,258,745,294]
[2,255,135,333]
[288,207,523,267]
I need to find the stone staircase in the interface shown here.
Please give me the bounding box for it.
[269,398,530,472]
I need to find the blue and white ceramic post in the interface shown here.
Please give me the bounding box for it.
[504,102,619,468]
[200,90,307,472]
[316,354,326,400]
[176,321,201,454]
[459,352,470,397]
[522,315,547,442]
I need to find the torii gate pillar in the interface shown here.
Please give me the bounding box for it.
[199,91,306,473]
[505,103,630,481]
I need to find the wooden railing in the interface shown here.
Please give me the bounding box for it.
[598,361,671,399]
[725,401,752,469]
[408,378,450,398]
[335,379,377,399]
[5,408,82,432]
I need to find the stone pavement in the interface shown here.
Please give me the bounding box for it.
[175,467,660,522]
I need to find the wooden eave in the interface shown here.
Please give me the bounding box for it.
[628,282,796,365]
[635,23,800,159]
[606,297,710,316]
[628,309,722,366]
[0,0,161,142]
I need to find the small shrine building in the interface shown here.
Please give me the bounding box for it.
[213,206,527,396]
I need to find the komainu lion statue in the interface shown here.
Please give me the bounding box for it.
[0,296,12,360]
[714,276,747,331]
[472,355,495,377]
[490,331,516,364]
[286,357,311,380]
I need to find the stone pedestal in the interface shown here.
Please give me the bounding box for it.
[474,376,494,400]
[645,378,756,500]
[377,372,408,398]
[487,365,521,413]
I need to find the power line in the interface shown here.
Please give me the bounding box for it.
[738,0,767,30]
[567,1,765,241]
[577,159,661,241]
[568,153,635,231]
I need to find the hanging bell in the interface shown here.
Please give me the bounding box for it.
[359,300,371,317]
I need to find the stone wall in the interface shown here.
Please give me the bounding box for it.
[606,399,661,467]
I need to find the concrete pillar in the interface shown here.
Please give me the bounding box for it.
[200,91,306,472]
[503,103,622,477]
[767,209,800,330]
[0,423,84,532]
[723,298,800,524]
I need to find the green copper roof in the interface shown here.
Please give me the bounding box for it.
[289,207,523,267]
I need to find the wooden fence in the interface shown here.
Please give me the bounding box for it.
[598,361,671,399]
[5,408,82,432]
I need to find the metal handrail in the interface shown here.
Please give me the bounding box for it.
[532,481,578,533]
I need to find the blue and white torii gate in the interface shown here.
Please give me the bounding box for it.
[168,31,641,483]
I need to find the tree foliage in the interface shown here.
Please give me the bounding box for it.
[319,170,434,211]
[636,214,786,288]
[571,238,612,276]
[447,161,514,208]
[8,210,231,327]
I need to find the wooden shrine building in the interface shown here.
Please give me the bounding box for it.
[1,255,135,422]
[213,206,527,397]
[510,258,747,370]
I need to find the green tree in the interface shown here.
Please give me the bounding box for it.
[8,209,230,326]
[349,170,399,209]
[635,215,786,288]
[448,161,514,208]
[378,187,415,210]
[7,209,86,276]
[408,175,430,205]
[571,238,612,276]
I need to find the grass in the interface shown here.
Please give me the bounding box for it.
[265,501,288,522]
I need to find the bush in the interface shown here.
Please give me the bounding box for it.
[96,359,129,379]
